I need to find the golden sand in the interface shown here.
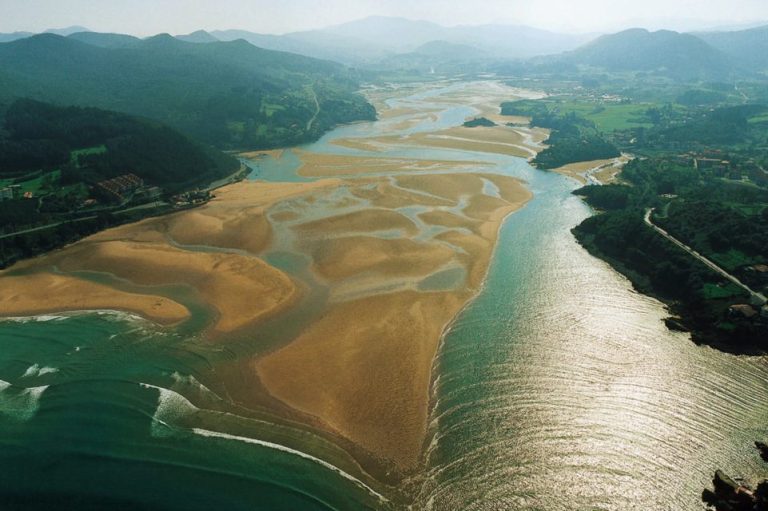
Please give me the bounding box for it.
[418,210,478,229]
[350,180,453,209]
[307,235,456,282]
[51,241,298,334]
[257,290,465,470]
[0,80,546,478]
[0,273,189,325]
[0,180,342,335]
[256,170,532,471]
[295,209,418,238]
[396,172,485,201]
[295,150,489,177]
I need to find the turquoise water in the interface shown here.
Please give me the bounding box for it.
[1,82,767,510]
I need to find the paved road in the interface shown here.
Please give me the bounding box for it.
[645,208,767,303]
[0,215,98,240]
[0,202,168,241]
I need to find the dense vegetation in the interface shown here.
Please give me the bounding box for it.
[0,99,239,268]
[501,99,620,168]
[572,156,768,352]
[557,28,734,81]
[463,117,496,127]
[0,34,375,149]
[0,99,237,189]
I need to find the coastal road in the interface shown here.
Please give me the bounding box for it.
[0,215,98,240]
[644,208,767,303]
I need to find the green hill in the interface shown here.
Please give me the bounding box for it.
[561,28,733,81]
[0,98,238,191]
[0,34,375,149]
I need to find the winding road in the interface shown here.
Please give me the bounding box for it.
[644,208,767,304]
[306,85,320,132]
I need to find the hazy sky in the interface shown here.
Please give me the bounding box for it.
[1,0,767,35]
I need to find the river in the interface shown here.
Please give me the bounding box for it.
[0,81,766,510]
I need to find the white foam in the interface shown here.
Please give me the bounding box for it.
[0,380,49,421]
[22,364,59,378]
[170,372,219,402]
[192,428,388,503]
[141,382,199,436]
[141,382,386,502]
[1,314,69,323]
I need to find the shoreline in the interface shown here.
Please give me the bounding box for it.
[0,79,547,487]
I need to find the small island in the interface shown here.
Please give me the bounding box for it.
[462,116,497,127]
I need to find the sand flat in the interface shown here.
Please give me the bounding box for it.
[295,209,418,237]
[308,235,456,281]
[396,173,485,202]
[351,181,453,209]
[1,179,342,335]
[52,241,298,335]
[0,273,189,325]
[295,150,490,177]
[1,79,546,480]
[257,290,465,471]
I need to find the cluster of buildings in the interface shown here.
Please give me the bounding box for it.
[171,189,210,207]
[95,174,144,202]
[0,185,21,201]
[0,185,35,201]
[671,150,768,184]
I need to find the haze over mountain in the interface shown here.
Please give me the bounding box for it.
[555,28,735,80]
[696,25,768,70]
[212,16,596,65]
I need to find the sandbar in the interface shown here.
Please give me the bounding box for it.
[0,272,189,325]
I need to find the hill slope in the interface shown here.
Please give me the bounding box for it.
[561,28,733,80]
[1,98,237,190]
[696,25,768,71]
[0,34,374,149]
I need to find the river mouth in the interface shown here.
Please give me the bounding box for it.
[0,80,767,510]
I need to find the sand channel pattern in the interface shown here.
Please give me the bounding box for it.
[0,80,540,482]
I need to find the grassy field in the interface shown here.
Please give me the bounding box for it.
[517,96,656,133]
[702,282,747,300]
[0,170,60,195]
[711,249,760,271]
[70,145,107,161]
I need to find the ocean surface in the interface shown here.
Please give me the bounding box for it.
[1,81,766,510]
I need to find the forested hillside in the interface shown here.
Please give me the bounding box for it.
[0,34,375,149]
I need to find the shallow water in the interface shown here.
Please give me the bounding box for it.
[1,81,766,510]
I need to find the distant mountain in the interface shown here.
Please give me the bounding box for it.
[319,16,446,53]
[0,34,374,149]
[175,30,219,44]
[695,25,768,71]
[560,28,733,80]
[374,40,489,74]
[0,26,90,43]
[412,40,487,59]
[0,31,34,43]
[439,24,596,59]
[68,31,142,48]
[210,28,389,64]
[44,26,90,36]
[215,16,594,66]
